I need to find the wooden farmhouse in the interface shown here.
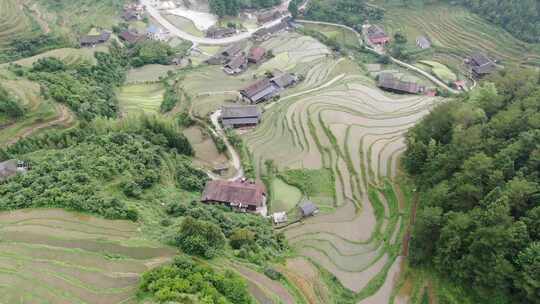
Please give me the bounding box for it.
[206,26,236,39]
[201,180,268,216]
[377,74,425,94]
[366,25,389,45]
[221,105,261,128]
[224,53,248,75]
[80,31,111,47]
[467,53,496,77]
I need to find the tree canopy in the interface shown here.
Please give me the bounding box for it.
[404,69,540,303]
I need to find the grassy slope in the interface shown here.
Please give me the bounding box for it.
[379,2,540,70]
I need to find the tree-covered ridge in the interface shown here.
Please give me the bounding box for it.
[139,255,253,304]
[404,70,540,303]
[0,116,196,220]
[445,0,540,44]
[303,0,383,29]
[209,0,280,17]
[20,49,127,121]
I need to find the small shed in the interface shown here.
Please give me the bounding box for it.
[416,36,431,49]
[272,212,288,224]
[298,201,319,217]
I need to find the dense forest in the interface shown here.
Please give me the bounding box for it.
[208,0,280,17]
[303,0,383,29]
[12,45,128,120]
[404,70,540,303]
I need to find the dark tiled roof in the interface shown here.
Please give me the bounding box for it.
[271,73,296,88]
[119,30,143,43]
[241,78,273,98]
[201,180,266,207]
[222,117,260,127]
[378,74,424,94]
[222,105,260,119]
[225,54,247,70]
[206,26,236,38]
[222,44,243,57]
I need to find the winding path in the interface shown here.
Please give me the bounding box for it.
[209,110,244,181]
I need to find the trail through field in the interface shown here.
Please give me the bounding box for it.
[209,110,243,181]
[5,104,74,146]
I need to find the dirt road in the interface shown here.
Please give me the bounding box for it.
[5,104,74,146]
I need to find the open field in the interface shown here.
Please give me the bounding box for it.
[271,178,302,213]
[163,14,205,38]
[126,64,183,83]
[183,126,230,173]
[117,83,165,116]
[380,3,540,69]
[0,208,175,304]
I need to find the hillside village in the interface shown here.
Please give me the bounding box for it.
[0,0,539,304]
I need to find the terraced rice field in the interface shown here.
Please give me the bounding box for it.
[0,209,175,304]
[0,0,41,56]
[0,75,73,146]
[236,32,441,302]
[117,83,165,116]
[126,64,182,83]
[380,4,540,68]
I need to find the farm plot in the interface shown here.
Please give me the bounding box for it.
[0,75,74,146]
[0,209,175,304]
[0,0,42,60]
[381,4,540,68]
[125,64,182,83]
[242,40,439,301]
[117,83,165,116]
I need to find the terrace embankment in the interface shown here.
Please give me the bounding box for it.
[0,208,175,304]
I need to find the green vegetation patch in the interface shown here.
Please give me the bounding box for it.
[418,60,457,83]
[139,255,254,303]
[271,178,302,213]
[117,83,165,115]
[278,168,335,211]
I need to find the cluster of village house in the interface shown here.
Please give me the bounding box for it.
[364,24,497,94]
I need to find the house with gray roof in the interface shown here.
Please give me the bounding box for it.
[416,36,431,49]
[298,200,319,217]
[221,105,261,128]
